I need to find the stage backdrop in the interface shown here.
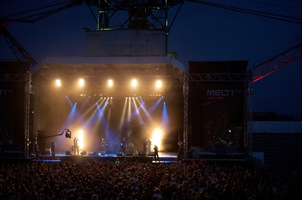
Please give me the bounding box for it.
[188,61,247,153]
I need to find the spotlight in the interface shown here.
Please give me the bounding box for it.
[55,79,61,87]
[151,128,163,151]
[78,78,85,87]
[77,129,84,149]
[108,79,113,87]
[131,79,138,88]
[155,80,162,89]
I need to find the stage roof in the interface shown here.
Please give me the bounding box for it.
[35,56,187,78]
[34,56,187,96]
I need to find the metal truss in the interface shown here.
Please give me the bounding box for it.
[246,81,253,156]
[250,43,302,82]
[24,71,32,157]
[86,0,182,31]
[31,86,39,156]
[188,72,249,82]
[183,72,189,159]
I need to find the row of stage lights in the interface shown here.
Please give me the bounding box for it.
[55,78,163,89]
[77,96,162,99]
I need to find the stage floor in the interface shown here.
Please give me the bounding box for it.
[38,152,179,163]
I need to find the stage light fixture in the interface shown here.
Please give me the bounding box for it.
[108,79,113,87]
[131,79,138,88]
[151,128,163,151]
[77,129,84,149]
[79,78,85,87]
[155,80,162,89]
[55,79,61,87]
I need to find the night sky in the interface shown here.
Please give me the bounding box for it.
[1,0,302,119]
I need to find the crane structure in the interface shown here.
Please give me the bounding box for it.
[1,0,183,31]
[0,24,37,69]
[250,43,302,82]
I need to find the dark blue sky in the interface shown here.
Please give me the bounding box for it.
[1,0,302,119]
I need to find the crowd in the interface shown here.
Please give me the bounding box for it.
[0,160,301,200]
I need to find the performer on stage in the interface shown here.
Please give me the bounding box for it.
[146,139,151,155]
[177,141,183,161]
[120,137,127,154]
[51,141,56,158]
[73,137,79,155]
[100,138,107,153]
[154,145,159,161]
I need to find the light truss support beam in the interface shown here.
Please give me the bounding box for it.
[188,72,249,82]
[250,43,302,82]
[24,71,32,157]
[183,72,189,159]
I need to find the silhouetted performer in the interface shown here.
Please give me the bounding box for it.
[120,137,126,155]
[177,141,183,161]
[100,137,107,153]
[154,145,159,161]
[74,137,79,155]
[146,139,151,155]
[35,145,41,159]
[143,140,147,155]
[51,142,56,158]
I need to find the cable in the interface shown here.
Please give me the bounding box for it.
[188,0,302,25]
[245,0,302,11]
[1,0,74,18]
[1,0,84,23]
